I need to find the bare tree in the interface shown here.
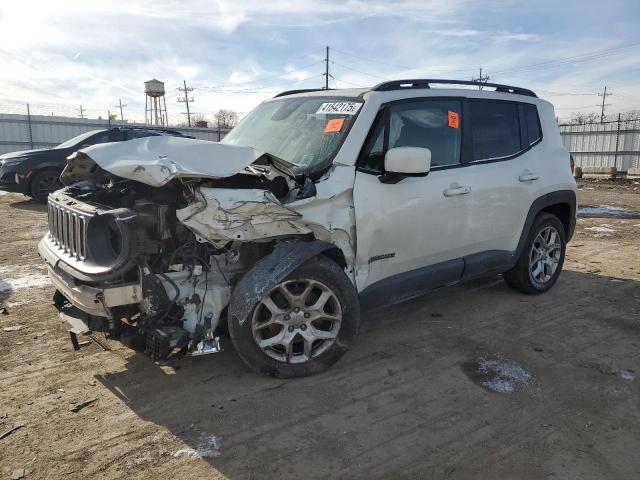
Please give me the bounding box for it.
[567,111,600,125]
[191,113,209,128]
[214,109,239,129]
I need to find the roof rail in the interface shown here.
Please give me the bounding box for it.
[274,88,333,98]
[371,79,537,97]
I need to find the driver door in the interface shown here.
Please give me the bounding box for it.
[353,98,473,298]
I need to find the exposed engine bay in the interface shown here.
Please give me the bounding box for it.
[38,136,355,361]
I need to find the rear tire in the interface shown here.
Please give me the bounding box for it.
[504,213,566,294]
[229,255,359,378]
[30,169,62,203]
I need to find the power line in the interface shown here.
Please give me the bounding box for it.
[598,86,612,123]
[323,46,332,89]
[114,98,127,122]
[491,42,640,76]
[471,67,490,90]
[178,80,194,127]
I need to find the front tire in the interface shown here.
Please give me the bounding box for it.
[504,213,566,294]
[30,169,62,203]
[229,255,360,378]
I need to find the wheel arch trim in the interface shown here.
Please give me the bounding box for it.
[515,190,576,260]
[229,239,338,326]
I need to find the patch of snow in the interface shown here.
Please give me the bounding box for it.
[173,434,221,459]
[621,370,635,382]
[578,205,640,218]
[0,190,9,196]
[0,273,50,292]
[3,325,26,332]
[5,299,31,308]
[584,225,616,235]
[477,358,532,393]
[0,265,50,292]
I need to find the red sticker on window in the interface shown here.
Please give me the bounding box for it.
[324,117,346,133]
[448,110,459,129]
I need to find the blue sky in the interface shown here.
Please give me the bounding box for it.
[0,0,639,122]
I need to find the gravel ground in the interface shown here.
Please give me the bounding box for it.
[0,179,639,479]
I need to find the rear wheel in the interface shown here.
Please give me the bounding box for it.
[504,213,566,294]
[30,169,62,203]
[229,255,359,378]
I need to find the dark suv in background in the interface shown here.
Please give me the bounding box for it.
[0,127,189,202]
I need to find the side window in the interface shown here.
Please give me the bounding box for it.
[470,101,521,161]
[85,132,111,146]
[389,100,462,167]
[523,104,542,145]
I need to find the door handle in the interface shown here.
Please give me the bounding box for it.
[443,185,471,197]
[519,172,540,182]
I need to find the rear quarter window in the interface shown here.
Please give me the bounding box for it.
[523,104,542,145]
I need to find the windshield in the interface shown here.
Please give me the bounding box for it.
[222,96,363,169]
[56,130,105,149]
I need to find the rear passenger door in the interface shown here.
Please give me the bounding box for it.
[462,100,542,260]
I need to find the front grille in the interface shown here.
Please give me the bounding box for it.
[47,202,89,261]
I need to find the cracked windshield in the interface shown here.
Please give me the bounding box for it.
[222,97,362,168]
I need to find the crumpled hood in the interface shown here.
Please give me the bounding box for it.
[74,136,260,186]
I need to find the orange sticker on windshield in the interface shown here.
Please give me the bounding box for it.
[448,110,459,129]
[324,117,346,133]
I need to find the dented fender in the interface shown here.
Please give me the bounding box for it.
[228,240,336,325]
[176,188,312,242]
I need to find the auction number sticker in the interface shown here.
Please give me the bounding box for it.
[316,102,362,115]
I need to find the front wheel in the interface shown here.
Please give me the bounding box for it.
[229,255,360,378]
[504,213,566,294]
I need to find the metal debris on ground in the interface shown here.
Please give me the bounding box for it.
[69,398,97,412]
[0,424,25,440]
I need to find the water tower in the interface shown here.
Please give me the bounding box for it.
[144,79,168,126]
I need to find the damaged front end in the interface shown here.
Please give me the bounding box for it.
[39,136,354,361]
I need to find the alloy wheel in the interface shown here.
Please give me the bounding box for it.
[251,278,342,364]
[528,225,562,287]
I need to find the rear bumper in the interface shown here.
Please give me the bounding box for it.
[40,238,142,318]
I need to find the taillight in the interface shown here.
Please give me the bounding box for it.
[569,155,575,173]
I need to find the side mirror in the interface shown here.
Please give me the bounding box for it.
[381,147,431,183]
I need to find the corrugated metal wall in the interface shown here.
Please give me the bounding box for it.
[559,120,640,173]
[0,113,230,155]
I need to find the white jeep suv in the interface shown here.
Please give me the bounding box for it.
[39,79,577,377]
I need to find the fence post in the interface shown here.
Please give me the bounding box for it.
[26,103,34,149]
[614,113,621,174]
[218,125,221,142]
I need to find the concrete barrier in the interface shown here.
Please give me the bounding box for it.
[628,167,640,179]
[581,167,617,179]
[574,166,583,178]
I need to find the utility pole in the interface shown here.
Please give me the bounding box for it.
[114,98,127,122]
[472,67,490,90]
[76,105,85,119]
[178,80,194,127]
[598,86,612,123]
[323,46,332,89]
